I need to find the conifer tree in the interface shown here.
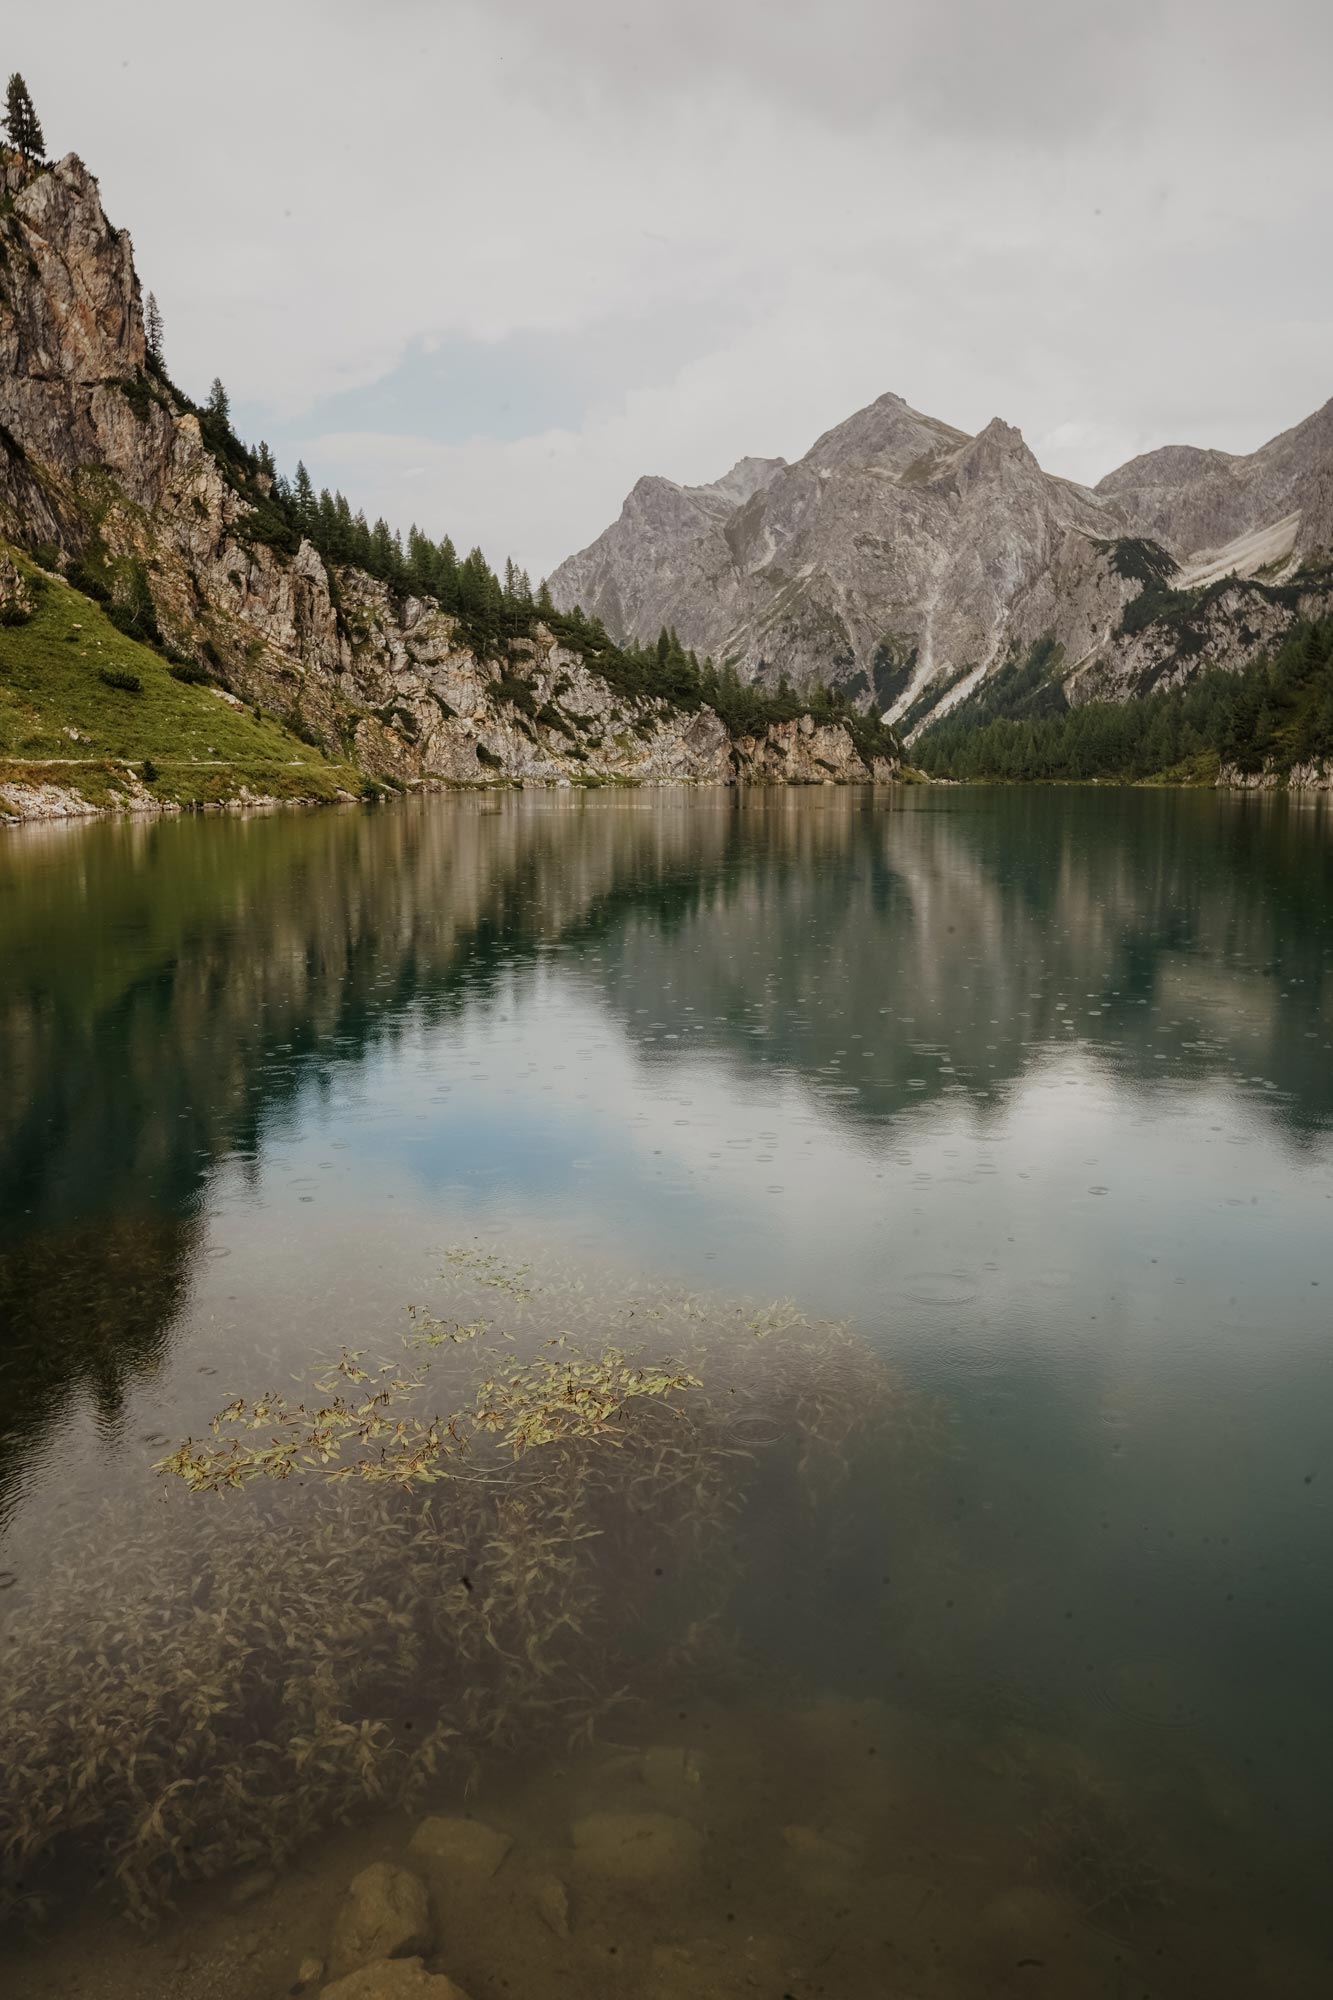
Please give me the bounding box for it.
[292,462,315,532]
[4,74,44,164]
[205,377,231,429]
[144,292,164,370]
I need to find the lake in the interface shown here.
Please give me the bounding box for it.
[1,784,1331,1998]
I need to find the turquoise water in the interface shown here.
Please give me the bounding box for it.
[2,786,1331,1996]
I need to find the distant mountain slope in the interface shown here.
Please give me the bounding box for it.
[549,391,1333,737]
[1096,399,1333,566]
[549,455,786,652]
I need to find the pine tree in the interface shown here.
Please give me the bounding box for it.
[205,377,231,430]
[292,462,315,535]
[537,578,554,615]
[4,74,44,164]
[144,292,164,370]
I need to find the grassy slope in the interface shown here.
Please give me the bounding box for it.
[0,550,360,809]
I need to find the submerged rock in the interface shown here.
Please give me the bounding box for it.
[570,1810,703,1883]
[781,1822,866,1898]
[531,1870,571,1938]
[331,1862,434,1975]
[321,1960,471,2000]
[781,1823,863,1870]
[228,1865,277,1907]
[407,1815,513,1880]
[641,1744,706,1795]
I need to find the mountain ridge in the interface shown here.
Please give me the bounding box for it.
[548,386,1333,737]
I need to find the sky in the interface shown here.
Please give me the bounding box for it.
[16,0,1333,579]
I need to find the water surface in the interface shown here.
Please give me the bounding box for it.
[2,786,1331,1997]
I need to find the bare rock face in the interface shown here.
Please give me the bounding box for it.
[1096,399,1333,565]
[550,387,1333,738]
[550,393,1118,725]
[550,455,786,646]
[331,1863,434,1976]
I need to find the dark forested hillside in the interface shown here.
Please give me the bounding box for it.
[915,621,1333,784]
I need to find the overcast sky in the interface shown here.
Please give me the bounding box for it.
[18,0,1333,578]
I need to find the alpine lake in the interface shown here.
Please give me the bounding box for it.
[1,784,1330,2000]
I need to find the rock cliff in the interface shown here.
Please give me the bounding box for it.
[0,149,893,809]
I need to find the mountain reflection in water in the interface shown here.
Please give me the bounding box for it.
[3,786,1330,1488]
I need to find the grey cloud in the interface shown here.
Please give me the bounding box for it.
[474,0,1325,142]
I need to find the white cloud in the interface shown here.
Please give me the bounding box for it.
[15,0,1333,574]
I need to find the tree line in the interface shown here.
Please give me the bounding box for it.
[915,620,1333,783]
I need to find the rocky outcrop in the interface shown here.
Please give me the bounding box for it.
[549,387,1333,737]
[1069,573,1333,707]
[0,147,894,799]
[1218,755,1333,791]
[0,552,35,623]
[731,713,897,784]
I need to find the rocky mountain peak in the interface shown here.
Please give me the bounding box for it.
[803,389,967,476]
[952,416,1045,489]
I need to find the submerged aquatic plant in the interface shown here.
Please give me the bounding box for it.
[0,1253,915,1927]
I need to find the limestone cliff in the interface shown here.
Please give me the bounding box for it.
[0,149,893,808]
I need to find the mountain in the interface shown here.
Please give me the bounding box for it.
[1096,399,1333,571]
[548,390,1333,738]
[0,149,895,821]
